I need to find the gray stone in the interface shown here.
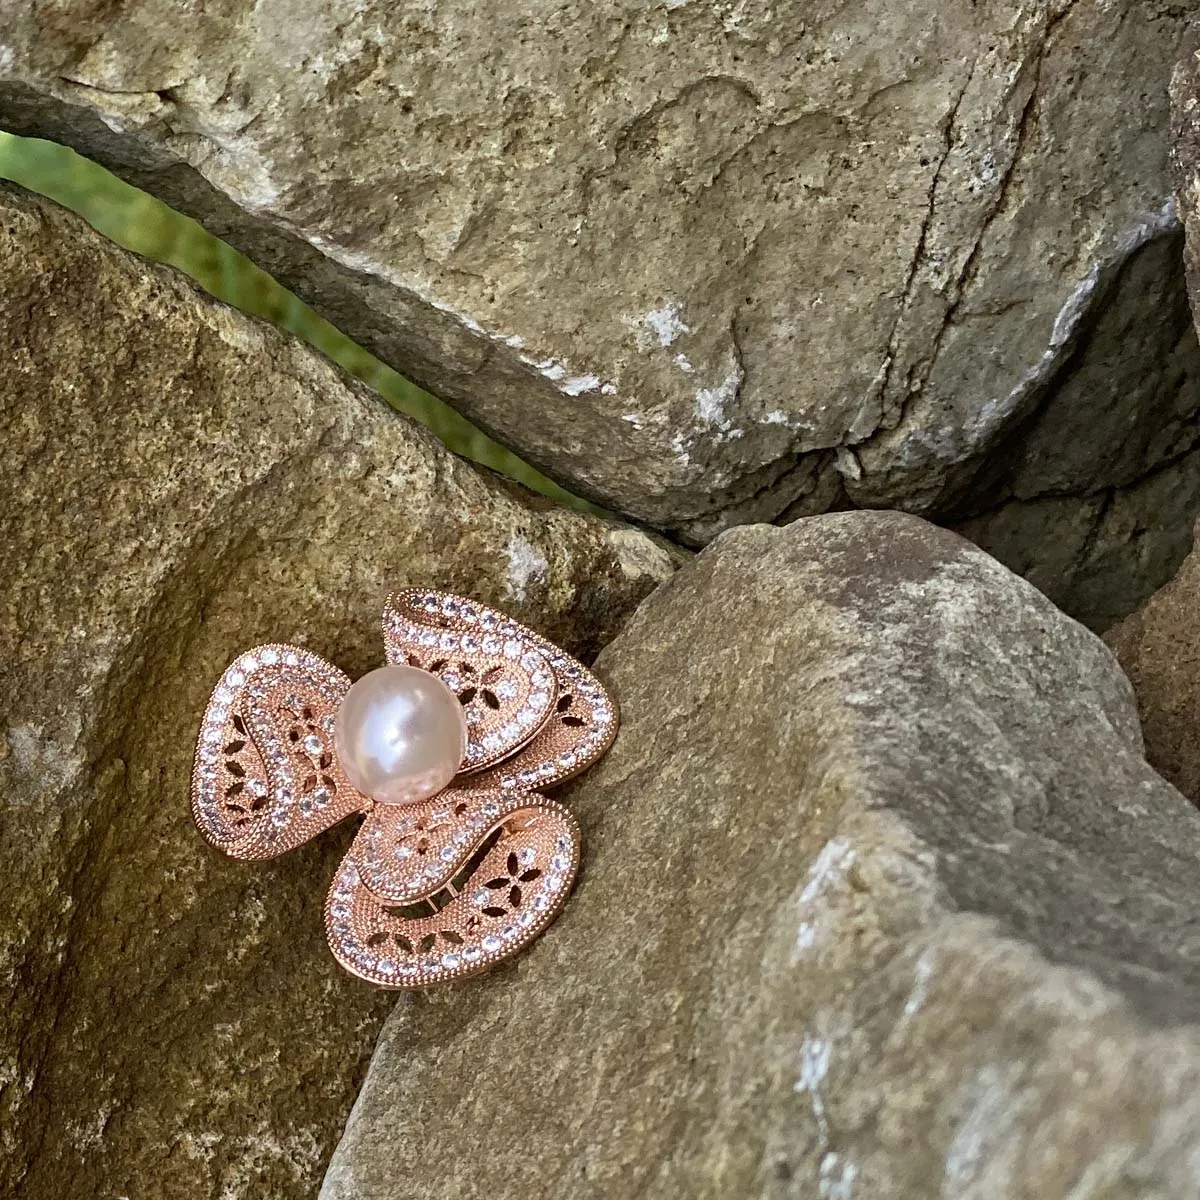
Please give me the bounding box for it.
[0,182,674,1199]
[1,0,1196,569]
[322,512,1200,1200]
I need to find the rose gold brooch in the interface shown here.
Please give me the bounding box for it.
[190,589,617,987]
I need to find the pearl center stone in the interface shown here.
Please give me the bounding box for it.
[334,665,468,805]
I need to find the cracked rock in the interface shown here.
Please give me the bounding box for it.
[321,513,1200,1200]
[1,1,1196,599]
[0,183,674,1199]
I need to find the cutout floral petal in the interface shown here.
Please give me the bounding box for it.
[191,645,368,859]
[348,786,555,904]
[325,800,580,988]
[382,590,557,772]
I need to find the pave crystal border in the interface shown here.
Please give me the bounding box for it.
[351,787,542,904]
[325,803,581,988]
[383,595,557,771]
[191,644,366,858]
[385,590,618,791]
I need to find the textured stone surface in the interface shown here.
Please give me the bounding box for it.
[1,1,1196,572]
[323,512,1200,1200]
[0,182,675,1199]
[1106,522,1200,805]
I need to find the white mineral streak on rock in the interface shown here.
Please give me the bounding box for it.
[632,302,690,350]
[795,837,857,956]
[819,1152,859,1200]
[901,951,935,1022]
[504,535,549,602]
[795,1033,832,1143]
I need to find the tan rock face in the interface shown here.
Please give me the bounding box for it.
[1,1,1195,587]
[322,513,1200,1200]
[0,183,675,1199]
[1105,525,1200,805]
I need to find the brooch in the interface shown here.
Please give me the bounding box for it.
[190,589,617,987]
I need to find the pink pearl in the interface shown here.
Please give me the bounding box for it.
[334,666,467,805]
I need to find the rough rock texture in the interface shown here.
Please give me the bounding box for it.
[2,3,1197,598]
[0,182,675,1200]
[1106,522,1200,805]
[323,512,1200,1200]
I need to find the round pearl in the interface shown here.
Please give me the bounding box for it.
[334,665,467,805]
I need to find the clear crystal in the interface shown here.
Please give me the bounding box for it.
[441,953,461,970]
[482,935,501,952]
[519,847,537,868]
[497,680,518,701]
[302,734,323,756]
[473,889,491,907]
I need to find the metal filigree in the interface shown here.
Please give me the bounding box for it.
[190,590,617,987]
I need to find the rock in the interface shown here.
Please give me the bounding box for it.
[321,512,1200,1200]
[1,2,1196,579]
[1174,35,1200,346]
[1105,522,1200,804]
[0,182,675,1199]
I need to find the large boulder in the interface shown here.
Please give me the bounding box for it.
[1,2,1196,612]
[322,512,1200,1199]
[0,182,675,1199]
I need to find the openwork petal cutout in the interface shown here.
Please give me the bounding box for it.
[384,589,617,790]
[383,589,558,771]
[191,645,368,859]
[191,590,617,988]
[350,787,544,904]
[326,801,580,987]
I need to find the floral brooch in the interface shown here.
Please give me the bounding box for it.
[190,589,617,987]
